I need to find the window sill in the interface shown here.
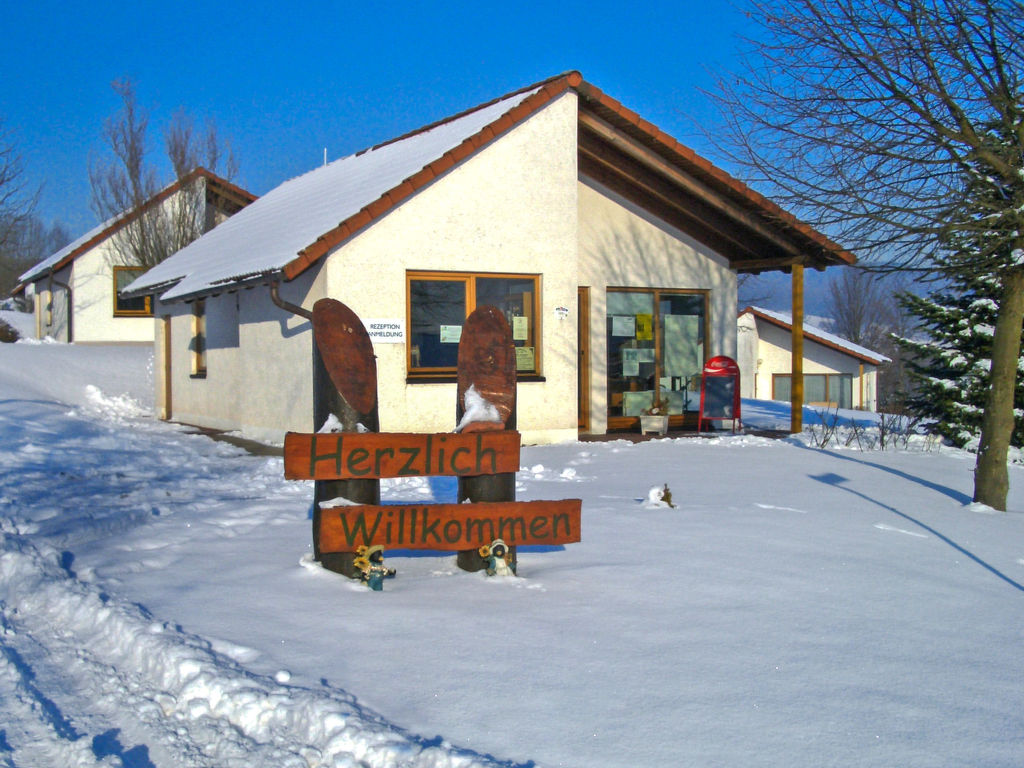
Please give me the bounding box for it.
[406,374,546,384]
[190,371,207,380]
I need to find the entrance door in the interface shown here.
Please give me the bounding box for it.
[605,288,708,430]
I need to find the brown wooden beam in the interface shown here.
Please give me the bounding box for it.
[790,263,804,433]
[579,114,812,262]
[578,151,771,266]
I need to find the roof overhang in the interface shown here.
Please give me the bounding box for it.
[573,80,855,273]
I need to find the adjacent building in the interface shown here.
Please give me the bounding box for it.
[13,168,254,343]
[737,306,889,411]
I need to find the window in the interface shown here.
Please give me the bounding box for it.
[407,271,540,377]
[190,299,207,378]
[773,373,853,409]
[113,266,152,316]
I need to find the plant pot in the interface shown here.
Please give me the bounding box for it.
[639,414,669,436]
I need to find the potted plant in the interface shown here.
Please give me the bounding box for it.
[639,402,670,435]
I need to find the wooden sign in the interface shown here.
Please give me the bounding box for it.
[312,298,377,419]
[456,305,516,430]
[318,499,582,553]
[284,430,521,480]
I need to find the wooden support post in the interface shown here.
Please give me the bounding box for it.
[455,305,517,572]
[790,263,804,434]
[310,299,380,578]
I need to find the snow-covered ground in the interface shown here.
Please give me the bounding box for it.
[2,336,1022,767]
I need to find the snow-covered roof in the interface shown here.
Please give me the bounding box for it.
[127,71,856,303]
[15,169,254,292]
[741,306,891,364]
[125,83,549,302]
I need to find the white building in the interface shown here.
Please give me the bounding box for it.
[13,168,254,344]
[737,306,890,411]
[125,72,854,444]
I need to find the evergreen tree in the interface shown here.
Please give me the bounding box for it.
[896,119,1024,453]
[896,271,1024,452]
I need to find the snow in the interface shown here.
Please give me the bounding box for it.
[0,310,35,339]
[454,384,502,432]
[2,343,1023,767]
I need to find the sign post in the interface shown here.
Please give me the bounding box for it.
[311,299,380,578]
[455,305,518,572]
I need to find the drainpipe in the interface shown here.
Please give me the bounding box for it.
[269,281,312,320]
[48,271,73,342]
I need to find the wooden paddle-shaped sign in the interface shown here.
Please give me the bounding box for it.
[455,305,518,571]
[455,305,516,432]
[312,298,377,425]
[311,298,379,577]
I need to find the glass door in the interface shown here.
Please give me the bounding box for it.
[606,288,707,429]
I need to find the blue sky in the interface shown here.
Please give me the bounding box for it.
[2,0,757,234]
[2,0,834,309]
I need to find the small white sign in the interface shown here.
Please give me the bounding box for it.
[440,325,463,344]
[365,319,406,343]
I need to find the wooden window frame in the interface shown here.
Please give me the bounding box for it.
[406,270,542,380]
[112,265,152,317]
[190,299,207,379]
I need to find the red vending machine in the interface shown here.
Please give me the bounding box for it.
[698,356,741,433]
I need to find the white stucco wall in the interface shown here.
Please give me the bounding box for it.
[577,178,738,434]
[322,92,581,445]
[70,242,155,344]
[159,269,324,441]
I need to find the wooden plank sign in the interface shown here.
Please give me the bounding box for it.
[284,430,521,481]
[319,499,582,553]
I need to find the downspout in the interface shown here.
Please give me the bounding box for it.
[48,270,73,342]
[269,280,312,320]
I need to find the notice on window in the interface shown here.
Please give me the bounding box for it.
[636,313,653,341]
[622,348,641,377]
[612,315,636,337]
[440,325,462,344]
[515,346,535,371]
[512,316,529,341]
[637,348,655,363]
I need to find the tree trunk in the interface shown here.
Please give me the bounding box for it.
[973,269,1024,511]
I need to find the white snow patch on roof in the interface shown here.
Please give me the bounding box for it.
[746,306,891,363]
[128,87,542,302]
[18,217,112,284]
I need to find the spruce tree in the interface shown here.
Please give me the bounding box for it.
[896,271,1024,452]
[896,118,1024,454]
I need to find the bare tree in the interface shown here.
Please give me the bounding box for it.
[0,120,38,253]
[1,216,70,297]
[710,0,1024,510]
[827,269,891,350]
[90,80,238,269]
